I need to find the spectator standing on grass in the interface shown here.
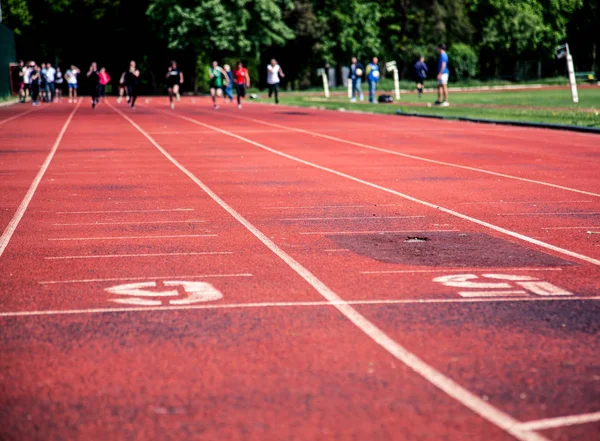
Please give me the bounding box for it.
[413,56,428,98]
[55,67,64,101]
[266,59,285,104]
[17,60,27,103]
[366,57,380,103]
[348,57,364,102]
[45,62,56,103]
[66,65,80,103]
[435,44,449,106]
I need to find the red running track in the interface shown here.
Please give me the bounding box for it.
[1,98,599,441]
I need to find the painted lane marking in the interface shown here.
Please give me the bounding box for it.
[0,108,39,126]
[51,220,207,226]
[263,204,402,210]
[543,226,600,230]
[39,273,252,285]
[300,229,457,235]
[55,208,194,214]
[433,274,573,298]
[45,252,233,260]
[220,113,600,198]
[362,268,564,274]
[281,216,425,221]
[0,101,81,259]
[501,212,600,216]
[47,234,217,241]
[516,411,600,431]
[166,112,600,268]
[107,281,223,306]
[3,296,600,318]
[461,200,594,205]
[54,208,194,214]
[114,105,550,441]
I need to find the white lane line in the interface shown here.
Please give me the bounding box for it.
[45,252,233,260]
[543,226,600,230]
[51,220,207,226]
[362,268,565,274]
[0,102,80,259]
[516,411,600,431]
[225,113,600,198]
[281,216,424,221]
[48,234,217,241]
[301,229,457,235]
[461,200,594,205]
[264,204,402,210]
[39,273,252,285]
[168,112,600,268]
[501,212,600,216]
[55,208,194,214]
[113,104,550,441]
[3,295,600,317]
[0,108,38,126]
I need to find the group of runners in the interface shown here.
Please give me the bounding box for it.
[14,57,287,110]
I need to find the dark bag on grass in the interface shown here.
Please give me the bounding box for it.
[378,94,393,103]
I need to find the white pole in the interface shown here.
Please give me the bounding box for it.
[322,71,330,98]
[347,78,352,99]
[565,45,578,103]
[393,68,400,100]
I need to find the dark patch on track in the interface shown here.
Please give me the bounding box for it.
[0,149,41,155]
[73,184,141,191]
[326,231,574,267]
[275,111,311,116]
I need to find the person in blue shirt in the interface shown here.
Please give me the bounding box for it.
[413,56,428,98]
[436,44,449,106]
[348,57,364,102]
[366,57,380,103]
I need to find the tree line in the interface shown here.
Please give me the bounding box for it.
[3,0,598,92]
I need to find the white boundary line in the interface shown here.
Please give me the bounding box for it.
[39,273,252,285]
[501,212,600,216]
[55,208,194,214]
[225,113,600,198]
[543,226,600,230]
[281,216,424,221]
[47,234,216,241]
[3,296,600,318]
[516,411,600,431]
[361,268,565,274]
[44,251,233,260]
[0,108,38,126]
[166,111,600,268]
[300,229,456,235]
[111,103,550,441]
[0,101,81,258]
[51,220,207,226]
[263,204,402,210]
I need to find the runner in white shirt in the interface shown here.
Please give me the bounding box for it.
[65,65,80,103]
[266,59,285,104]
[23,63,33,101]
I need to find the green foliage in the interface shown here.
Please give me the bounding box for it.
[146,0,294,57]
[449,43,478,80]
[2,0,32,34]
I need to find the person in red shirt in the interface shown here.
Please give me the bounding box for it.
[233,62,251,109]
[98,68,111,102]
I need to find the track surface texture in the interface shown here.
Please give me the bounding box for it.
[1,98,599,441]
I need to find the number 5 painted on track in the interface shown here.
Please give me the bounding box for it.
[106,281,223,306]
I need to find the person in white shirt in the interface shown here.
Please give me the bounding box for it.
[266,59,285,104]
[45,63,57,102]
[65,65,80,103]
